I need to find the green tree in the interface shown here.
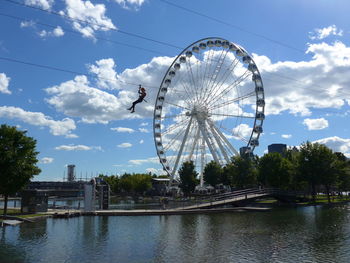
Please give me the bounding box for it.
[132,174,152,194]
[298,141,340,202]
[178,161,198,196]
[203,161,222,187]
[258,153,293,190]
[98,174,120,194]
[229,156,257,188]
[336,153,350,193]
[0,124,41,216]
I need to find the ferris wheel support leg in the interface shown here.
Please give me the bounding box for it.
[197,119,220,164]
[208,122,230,163]
[209,120,240,156]
[188,127,200,162]
[169,116,193,187]
[200,137,205,187]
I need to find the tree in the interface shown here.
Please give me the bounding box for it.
[178,161,198,196]
[336,153,350,193]
[298,141,340,202]
[98,174,120,194]
[203,161,222,187]
[0,125,41,216]
[229,156,257,188]
[258,153,293,190]
[132,174,152,194]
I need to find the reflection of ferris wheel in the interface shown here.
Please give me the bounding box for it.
[153,37,265,185]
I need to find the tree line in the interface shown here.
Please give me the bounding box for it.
[179,141,350,202]
[1,123,350,216]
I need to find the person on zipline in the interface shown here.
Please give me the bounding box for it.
[128,85,146,113]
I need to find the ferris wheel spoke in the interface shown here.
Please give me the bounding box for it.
[185,58,201,104]
[162,118,189,136]
[207,69,252,107]
[219,123,250,144]
[163,100,191,111]
[202,49,230,104]
[200,48,228,104]
[199,48,216,103]
[160,113,187,119]
[208,91,256,111]
[163,126,187,152]
[210,113,255,119]
[202,57,241,105]
[203,57,243,105]
[177,79,198,106]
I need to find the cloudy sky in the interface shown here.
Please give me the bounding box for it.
[1,0,350,181]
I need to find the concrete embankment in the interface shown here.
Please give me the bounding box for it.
[46,206,270,218]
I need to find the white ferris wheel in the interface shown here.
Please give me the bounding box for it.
[153,37,265,186]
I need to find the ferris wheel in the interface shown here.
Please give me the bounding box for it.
[153,37,265,186]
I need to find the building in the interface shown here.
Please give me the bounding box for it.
[67,164,76,182]
[268,144,287,155]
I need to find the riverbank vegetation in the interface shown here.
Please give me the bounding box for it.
[177,141,350,204]
[99,142,350,204]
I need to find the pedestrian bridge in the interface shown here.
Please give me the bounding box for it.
[176,188,302,210]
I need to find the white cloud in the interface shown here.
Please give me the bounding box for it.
[139,128,149,133]
[313,136,350,155]
[253,41,350,116]
[139,139,144,144]
[60,0,116,39]
[41,157,54,164]
[55,144,102,151]
[114,0,145,10]
[309,25,343,40]
[232,124,252,140]
[25,0,54,10]
[111,127,135,133]
[20,20,36,28]
[45,75,129,124]
[39,26,65,38]
[140,122,148,126]
[0,73,11,94]
[88,58,119,90]
[0,106,77,138]
[45,56,172,123]
[117,142,132,148]
[281,134,292,139]
[303,118,329,130]
[128,156,159,165]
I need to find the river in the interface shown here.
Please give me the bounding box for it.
[1,205,350,262]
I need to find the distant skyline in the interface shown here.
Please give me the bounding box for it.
[1,0,349,181]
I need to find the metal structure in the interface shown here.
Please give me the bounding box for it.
[153,37,265,185]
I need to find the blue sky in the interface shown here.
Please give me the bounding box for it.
[1,0,350,181]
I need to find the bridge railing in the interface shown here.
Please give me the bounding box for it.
[170,188,307,210]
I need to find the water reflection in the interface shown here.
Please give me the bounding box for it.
[0,226,26,262]
[1,206,350,262]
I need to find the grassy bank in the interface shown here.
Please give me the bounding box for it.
[0,208,46,219]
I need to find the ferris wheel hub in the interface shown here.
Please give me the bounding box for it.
[191,105,209,120]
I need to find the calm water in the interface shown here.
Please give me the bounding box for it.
[1,205,350,263]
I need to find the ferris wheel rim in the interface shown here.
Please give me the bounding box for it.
[153,37,265,176]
